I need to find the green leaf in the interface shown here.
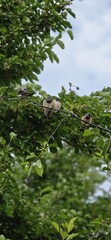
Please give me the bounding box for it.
[0,235,10,240]
[67,225,74,234]
[20,161,29,166]
[94,151,102,157]
[23,16,30,23]
[10,132,17,141]
[0,235,6,240]
[0,53,5,58]
[57,39,65,49]
[67,30,74,40]
[0,137,6,146]
[35,160,43,177]
[69,217,77,225]
[53,53,59,63]
[26,153,36,160]
[83,129,94,137]
[28,165,33,177]
[52,221,60,232]
[93,136,99,143]
[102,141,110,155]
[46,49,54,63]
[60,230,69,240]
[66,233,78,240]
[102,112,111,117]
[97,137,104,148]
[67,217,77,233]
[5,203,14,217]
[66,8,76,18]
[0,26,7,33]
[43,141,48,148]
[41,187,53,194]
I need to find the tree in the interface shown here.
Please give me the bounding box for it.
[0,0,75,85]
[0,84,111,239]
[1,0,111,239]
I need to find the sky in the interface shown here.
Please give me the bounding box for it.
[39,0,111,97]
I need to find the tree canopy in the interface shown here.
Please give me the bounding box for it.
[0,1,111,240]
[0,0,75,85]
[0,84,111,239]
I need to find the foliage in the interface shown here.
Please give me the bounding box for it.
[0,0,75,85]
[0,236,11,240]
[0,84,111,168]
[0,84,111,239]
[52,217,78,239]
[1,0,111,239]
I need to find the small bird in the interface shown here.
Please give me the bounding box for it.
[80,113,92,130]
[53,98,61,111]
[43,96,54,118]
[17,88,35,98]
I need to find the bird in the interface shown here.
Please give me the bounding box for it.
[80,113,92,130]
[43,96,54,118]
[17,88,35,98]
[52,98,61,111]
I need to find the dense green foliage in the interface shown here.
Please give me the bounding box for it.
[0,85,111,239]
[0,0,74,85]
[1,0,111,239]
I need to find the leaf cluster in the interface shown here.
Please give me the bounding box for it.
[0,0,75,85]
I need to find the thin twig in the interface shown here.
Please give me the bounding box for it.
[47,115,68,144]
[31,115,68,163]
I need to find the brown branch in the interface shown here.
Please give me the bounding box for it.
[8,98,111,134]
[29,100,111,134]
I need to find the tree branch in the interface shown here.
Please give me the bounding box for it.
[29,100,111,134]
[8,98,111,134]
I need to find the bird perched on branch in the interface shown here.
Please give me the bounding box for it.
[43,96,54,118]
[80,113,92,130]
[17,88,35,98]
[43,96,61,118]
[53,98,61,111]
